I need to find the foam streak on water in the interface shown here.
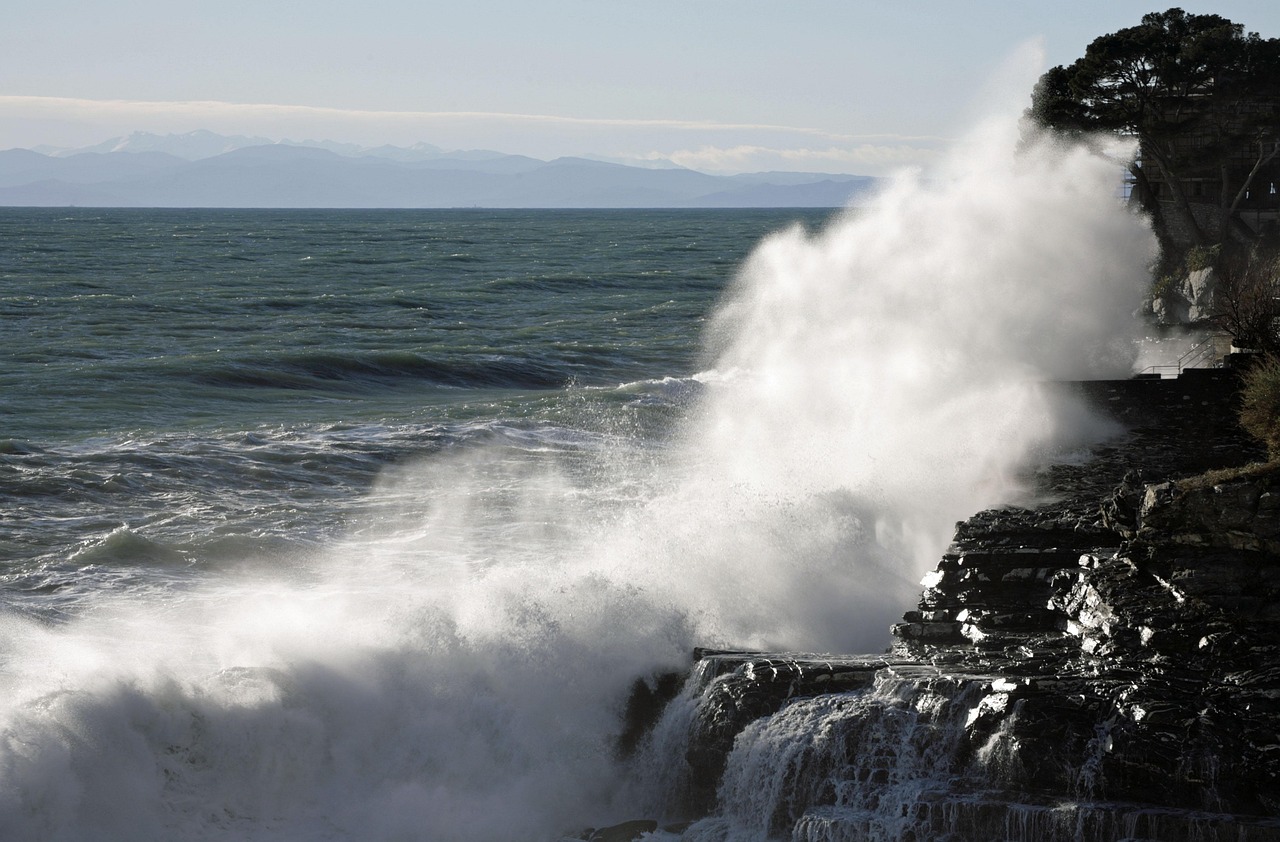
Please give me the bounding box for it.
[0,111,1155,839]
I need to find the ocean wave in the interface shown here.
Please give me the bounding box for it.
[611,375,707,405]
[68,525,188,566]
[0,439,43,455]
[61,525,316,573]
[192,350,570,392]
[486,273,603,292]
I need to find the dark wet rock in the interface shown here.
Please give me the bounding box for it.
[1135,474,1280,554]
[638,372,1280,841]
[618,671,686,759]
[582,819,659,842]
[889,464,1280,822]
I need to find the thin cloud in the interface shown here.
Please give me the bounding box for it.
[0,96,952,176]
[659,144,942,174]
[0,95,945,144]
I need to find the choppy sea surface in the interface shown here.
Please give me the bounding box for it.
[1,207,858,841]
[0,129,1156,841]
[1,208,826,613]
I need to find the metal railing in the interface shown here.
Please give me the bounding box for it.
[1139,337,1222,378]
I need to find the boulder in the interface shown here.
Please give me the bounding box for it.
[1152,266,1217,325]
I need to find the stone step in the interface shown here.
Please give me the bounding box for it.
[919,580,1060,611]
[792,798,1280,842]
[952,548,1102,572]
[891,620,963,642]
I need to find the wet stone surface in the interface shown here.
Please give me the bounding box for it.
[636,372,1280,841]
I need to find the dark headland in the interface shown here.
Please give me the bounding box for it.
[596,365,1280,841]
[582,8,1280,836]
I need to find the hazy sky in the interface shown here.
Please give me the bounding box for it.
[4,1,1280,174]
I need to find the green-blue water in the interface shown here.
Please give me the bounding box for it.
[1,208,828,584]
[3,208,828,438]
[0,115,1169,842]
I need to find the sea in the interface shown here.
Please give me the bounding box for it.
[0,117,1159,842]
[0,207,818,596]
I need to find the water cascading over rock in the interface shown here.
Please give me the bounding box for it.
[627,373,1280,842]
[598,41,1280,836]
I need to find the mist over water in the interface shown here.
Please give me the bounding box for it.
[0,110,1156,839]
[672,117,1154,652]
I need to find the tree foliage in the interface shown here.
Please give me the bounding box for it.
[1029,8,1280,254]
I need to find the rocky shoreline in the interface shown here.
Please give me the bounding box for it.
[600,368,1280,841]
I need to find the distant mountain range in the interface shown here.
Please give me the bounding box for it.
[0,130,879,208]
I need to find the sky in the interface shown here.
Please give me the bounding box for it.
[4,1,1280,175]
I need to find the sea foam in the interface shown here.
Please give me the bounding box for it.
[0,62,1156,842]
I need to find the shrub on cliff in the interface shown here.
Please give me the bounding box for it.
[1240,354,1280,458]
[1213,247,1280,353]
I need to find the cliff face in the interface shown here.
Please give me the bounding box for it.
[890,471,1280,834]
[624,370,1280,842]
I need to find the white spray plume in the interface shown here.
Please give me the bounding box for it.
[0,79,1157,842]
[618,115,1155,656]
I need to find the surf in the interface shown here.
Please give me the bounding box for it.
[0,60,1156,842]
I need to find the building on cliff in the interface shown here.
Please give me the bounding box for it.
[1130,95,1280,253]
